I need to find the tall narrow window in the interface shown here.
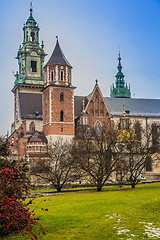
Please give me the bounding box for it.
[60,110,64,122]
[26,31,28,41]
[51,71,54,81]
[60,92,64,102]
[94,121,101,135]
[152,123,159,151]
[30,32,35,42]
[29,122,35,131]
[68,72,70,82]
[146,156,152,172]
[31,61,37,72]
[61,71,64,81]
[135,121,141,141]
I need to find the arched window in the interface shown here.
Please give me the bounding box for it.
[60,92,64,102]
[60,110,64,122]
[51,71,54,81]
[94,121,101,135]
[29,122,35,131]
[30,32,35,42]
[61,71,64,81]
[26,31,28,41]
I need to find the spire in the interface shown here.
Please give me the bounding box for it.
[118,53,122,69]
[26,3,37,26]
[110,53,131,98]
[46,37,72,67]
[30,2,33,17]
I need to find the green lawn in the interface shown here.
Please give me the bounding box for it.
[4,183,160,239]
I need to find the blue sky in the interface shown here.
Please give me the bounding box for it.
[0,0,160,135]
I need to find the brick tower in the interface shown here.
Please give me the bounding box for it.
[43,37,75,143]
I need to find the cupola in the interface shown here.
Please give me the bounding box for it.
[110,53,131,98]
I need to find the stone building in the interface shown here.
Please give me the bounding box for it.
[9,7,160,184]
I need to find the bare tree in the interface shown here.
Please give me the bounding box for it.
[72,124,123,191]
[33,138,78,192]
[117,122,157,188]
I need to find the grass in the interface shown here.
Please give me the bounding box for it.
[4,183,160,240]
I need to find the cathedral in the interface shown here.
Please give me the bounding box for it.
[9,7,160,183]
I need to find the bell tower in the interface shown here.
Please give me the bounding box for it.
[43,37,75,143]
[11,5,46,133]
[14,5,45,87]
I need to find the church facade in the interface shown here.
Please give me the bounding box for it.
[9,8,160,184]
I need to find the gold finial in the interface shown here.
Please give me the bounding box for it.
[82,100,85,111]
[123,101,126,117]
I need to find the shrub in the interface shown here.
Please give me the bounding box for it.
[0,167,46,239]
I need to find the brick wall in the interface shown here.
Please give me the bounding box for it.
[43,85,74,138]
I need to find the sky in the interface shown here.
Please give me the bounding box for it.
[0,0,160,136]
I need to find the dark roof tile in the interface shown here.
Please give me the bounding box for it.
[19,93,42,119]
[46,40,72,67]
[104,97,160,117]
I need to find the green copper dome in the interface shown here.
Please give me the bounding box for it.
[26,7,37,26]
[110,54,131,98]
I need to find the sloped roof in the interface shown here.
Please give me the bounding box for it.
[27,132,47,143]
[104,97,160,117]
[46,40,72,67]
[74,96,88,118]
[19,93,42,119]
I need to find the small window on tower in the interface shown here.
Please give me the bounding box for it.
[61,71,64,81]
[31,61,37,72]
[51,71,54,81]
[29,122,35,132]
[68,72,70,82]
[60,110,64,122]
[30,32,35,42]
[60,92,64,102]
[26,31,28,41]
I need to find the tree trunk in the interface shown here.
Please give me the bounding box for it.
[97,183,102,191]
[131,183,135,188]
[56,186,62,192]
